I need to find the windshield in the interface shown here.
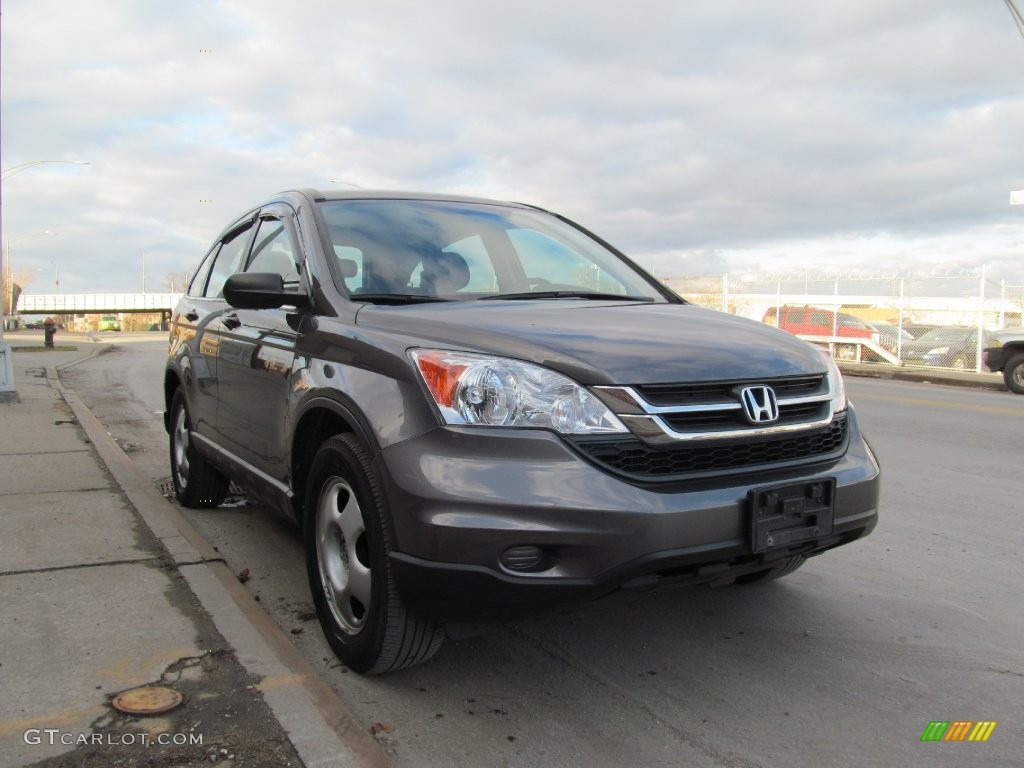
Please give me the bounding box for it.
[317,199,666,302]
[918,327,973,343]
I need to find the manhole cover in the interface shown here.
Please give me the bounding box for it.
[111,686,183,715]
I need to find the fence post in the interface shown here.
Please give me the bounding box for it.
[832,279,839,336]
[897,278,905,359]
[977,267,986,373]
[1000,280,1006,329]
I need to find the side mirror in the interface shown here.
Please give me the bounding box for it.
[223,272,309,310]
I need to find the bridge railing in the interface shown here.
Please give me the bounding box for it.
[17,293,183,313]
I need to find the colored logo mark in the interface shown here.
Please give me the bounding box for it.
[921,721,997,742]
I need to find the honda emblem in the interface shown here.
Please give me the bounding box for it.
[740,386,779,424]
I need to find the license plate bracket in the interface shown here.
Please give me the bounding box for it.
[749,479,835,554]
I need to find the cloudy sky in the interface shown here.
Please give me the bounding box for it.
[2,0,1023,295]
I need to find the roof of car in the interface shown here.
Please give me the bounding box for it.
[283,188,540,210]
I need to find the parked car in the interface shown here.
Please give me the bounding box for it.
[763,306,882,360]
[165,189,880,673]
[900,326,993,370]
[98,314,121,332]
[983,328,1024,394]
[901,323,941,340]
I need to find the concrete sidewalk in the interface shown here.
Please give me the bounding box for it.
[0,338,389,768]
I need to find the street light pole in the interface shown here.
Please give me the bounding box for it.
[2,230,57,328]
[1,154,88,391]
[1,160,91,180]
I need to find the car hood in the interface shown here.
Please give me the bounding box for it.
[356,300,827,385]
[990,328,1023,344]
[900,339,942,355]
[901,336,974,355]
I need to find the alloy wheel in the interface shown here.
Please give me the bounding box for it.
[315,477,372,634]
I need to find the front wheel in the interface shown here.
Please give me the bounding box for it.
[1003,352,1024,395]
[169,389,229,508]
[304,434,444,674]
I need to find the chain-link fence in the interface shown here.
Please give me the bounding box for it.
[660,273,1024,372]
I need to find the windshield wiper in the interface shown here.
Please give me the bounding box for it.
[349,293,452,305]
[479,291,654,301]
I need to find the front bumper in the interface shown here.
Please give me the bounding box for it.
[983,347,1006,372]
[379,407,880,622]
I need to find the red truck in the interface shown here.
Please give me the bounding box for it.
[763,306,882,360]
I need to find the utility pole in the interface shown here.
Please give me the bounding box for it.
[1,3,12,394]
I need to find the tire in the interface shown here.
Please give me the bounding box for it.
[836,344,857,361]
[951,354,967,371]
[1003,352,1024,395]
[733,555,806,585]
[169,389,229,508]
[304,434,444,674]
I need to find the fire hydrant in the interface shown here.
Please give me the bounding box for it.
[43,317,57,348]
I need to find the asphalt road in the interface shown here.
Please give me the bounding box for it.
[60,335,1023,768]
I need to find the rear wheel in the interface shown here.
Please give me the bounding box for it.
[733,555,806,584]
[304,434,444,674]
[1003,352,1024,395]
[951,354,967,371]
[836,344,857,361]
[169,389,229,508]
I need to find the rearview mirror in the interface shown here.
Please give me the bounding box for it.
[223,272,309,310]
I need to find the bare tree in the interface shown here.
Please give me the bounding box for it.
[161,271,190,294]
[2,265,35,317]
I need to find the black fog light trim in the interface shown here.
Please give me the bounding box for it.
[500,545,547,573]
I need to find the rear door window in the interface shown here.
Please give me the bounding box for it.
[809,311,831,329]
[205,224,254,298]
[187,247,217,298]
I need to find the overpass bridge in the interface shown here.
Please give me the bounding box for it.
[16,293,183,314]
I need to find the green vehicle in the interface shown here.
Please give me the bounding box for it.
[98,314,121,332]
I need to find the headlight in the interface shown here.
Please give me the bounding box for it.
[410,350,628,434]
[817,348,848,413]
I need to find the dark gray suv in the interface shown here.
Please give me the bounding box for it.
[165,189,880,673]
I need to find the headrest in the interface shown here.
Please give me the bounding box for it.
[419,250,470,293]
[338,258,358,278]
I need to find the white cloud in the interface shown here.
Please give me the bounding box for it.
[2,0,1023,294]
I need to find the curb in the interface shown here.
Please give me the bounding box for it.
[48,365,393,768]
[56,341,113,371]
[838,364,1008,393]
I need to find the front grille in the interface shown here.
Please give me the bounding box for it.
[660,399,830,432]
[573,413,848,480]
[635,375,824,407]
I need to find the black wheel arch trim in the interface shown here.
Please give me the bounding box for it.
[291,392,383,459]
[288,391,393,529]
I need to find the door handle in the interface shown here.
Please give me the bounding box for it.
[222,312,241,330]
